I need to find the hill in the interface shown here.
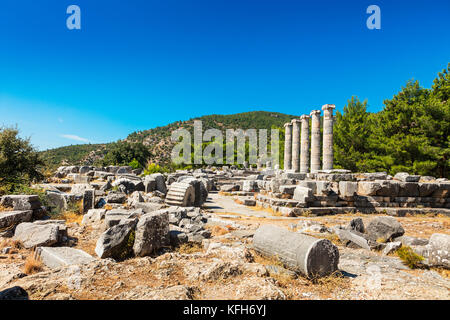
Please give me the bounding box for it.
[40,111,298,170]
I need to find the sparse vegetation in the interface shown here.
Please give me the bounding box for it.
[175,242,203,254]
[396,246,425,269]
[143,163,168,175]
[210,225,231,236]
[0,238,23,251]
[23,251,43,275]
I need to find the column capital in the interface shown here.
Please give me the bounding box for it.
[283,122,292,128]
[322,104,336,111]
[291,118,301,124]
[299,115,310,121]
[310,110,321,116]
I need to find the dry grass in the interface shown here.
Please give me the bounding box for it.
[23,252,43,275]
[250,249,285,268]
[175,243,204,254]
[251,205,277,216]
[405,212,445,218]
[432,267,450,279]
[299,210,313,217]
[0,204,13,212]
[0,238,23,250]
[104,204,113,210]
[52,211,83,224]
[313,233,341,246]
[210,225,231,236]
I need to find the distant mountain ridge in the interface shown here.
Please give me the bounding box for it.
[40,111,298,169]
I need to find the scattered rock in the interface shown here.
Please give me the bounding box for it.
[37,247,95,268]
[0,286,28,300]
[333,227,370,250]
[106,191,127,204]
[382,241,402,255]
[427,233,450,268]
[133,210,170,257]
[81,209,107,225]
[366,216,405,242]
[95,219,138,259]
[347,218,365,233]
[394,172,421,182]
[13,221,66,249]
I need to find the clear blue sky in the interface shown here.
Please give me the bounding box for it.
[0,0,449,150]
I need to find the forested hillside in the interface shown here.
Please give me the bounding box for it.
[39,64,450,178]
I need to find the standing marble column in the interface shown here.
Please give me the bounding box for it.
[283,123,292,171]
[299,115,310,173]
[291,119,301,172]
[310,110,321,173]
[322,104,335,170]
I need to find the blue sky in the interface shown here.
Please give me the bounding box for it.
[0,0,449,150]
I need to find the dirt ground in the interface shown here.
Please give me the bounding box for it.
[1,193,449,300]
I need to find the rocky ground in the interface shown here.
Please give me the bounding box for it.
[1,191,449,300]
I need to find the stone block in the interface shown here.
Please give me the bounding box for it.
[37,247,95,268]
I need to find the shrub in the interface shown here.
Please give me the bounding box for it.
[396,246,425,269]
[128,158,141,169]
[143,163,167,175]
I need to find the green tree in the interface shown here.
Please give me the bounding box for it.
[0,126,44,193]
[373,73,449,177]
[102,141,151,168]
[334,97,375,172]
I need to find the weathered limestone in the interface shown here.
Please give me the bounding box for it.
[37,247,95,268]
[0,210,33,230]
[104,209,141,229]
[310,110,321,173]
[242,180,258,192]
[291,119,301,172]
[283,123,292,171]
[339,181,358,199]
[106,191,127,204]
[333,227,370,250]
[0,286,29,300]
[14,221,67,249]
[427,233,450,268]
[322,104,335,170]
[149,173,167,194]
[165,182,196,207]
[0,195,42,219]
[82,189,95,213]
[176,177,208,206]
[300,115,310,174]
[382,241,402,256]
[253,225,339,278]
[81,209,106,225]
[394,172,421,182]
[366,216,405,241]
[133,210,170,257]
[95,219,138,259]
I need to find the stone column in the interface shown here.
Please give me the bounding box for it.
[283,123,292,171]
[299,115,310,173]
[253,225,339,278]
[322,104,335,170]
[310,110,321,173]
[291,119,301,172]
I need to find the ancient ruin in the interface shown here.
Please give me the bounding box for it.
[0,107,449,300]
